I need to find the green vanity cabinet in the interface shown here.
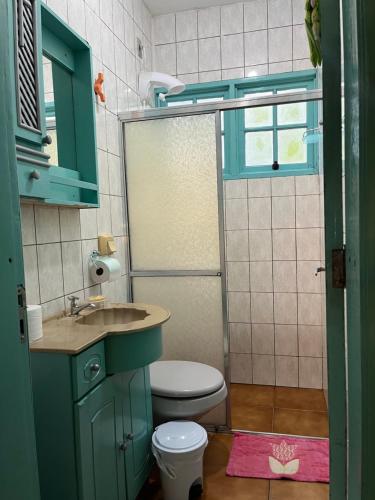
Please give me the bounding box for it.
[31,340,155,500]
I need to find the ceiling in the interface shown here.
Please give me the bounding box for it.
[144,0,240,15]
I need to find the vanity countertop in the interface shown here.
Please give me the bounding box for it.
[29,302,170,355]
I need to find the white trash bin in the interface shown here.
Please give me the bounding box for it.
[152,421,208,500]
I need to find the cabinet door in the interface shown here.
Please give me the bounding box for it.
[119,367,154,500]
[75,378,126,500]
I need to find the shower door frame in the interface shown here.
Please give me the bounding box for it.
[121,110,231,431]
[119,90,324,433]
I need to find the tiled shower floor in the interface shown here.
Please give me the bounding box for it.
[231,383,329,437]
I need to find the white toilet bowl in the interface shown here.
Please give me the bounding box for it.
[150,360,227,420]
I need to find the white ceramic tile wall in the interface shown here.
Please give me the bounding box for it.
[21,0,152,320]
[225,175,326,389]
[152,0,312,84]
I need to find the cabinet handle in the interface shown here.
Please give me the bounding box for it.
[29,169,40,180]
[119,441,128,452]
[42,135,52,145]
[126,433,134,441]
[90,363,100,372]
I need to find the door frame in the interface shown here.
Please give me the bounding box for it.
[0,0,40,497]
[342,0,375,498]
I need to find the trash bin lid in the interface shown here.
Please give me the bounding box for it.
[150,360,224,398]
[154,421,207,451]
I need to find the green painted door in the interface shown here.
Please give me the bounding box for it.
[0,0,40,498]
[75,378,126,500]
[117,368,154,500]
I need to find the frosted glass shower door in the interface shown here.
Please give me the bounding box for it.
[124,114,227,426]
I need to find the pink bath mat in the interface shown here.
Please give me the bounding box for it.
[226,433,329,483]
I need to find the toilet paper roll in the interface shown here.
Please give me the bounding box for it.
[90,256,121,284]
[27,305,43,343]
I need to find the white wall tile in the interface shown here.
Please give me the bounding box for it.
[35,206,60,244]
[248,178,271,198]
[41,297,65,321]
[275,324,298,355]
[296,194,320,228]
[153,14,175,44]
[80,208,98,240]
[244,30,268,66]
[295,175,320,195]
[101,24,116,72]
[292,0,305,24]
[228,291,251,322]
[227,261,250,291]
[296,228,321,260]
[249,230,272,261]
[97,194,112,235]
[230,323,252,353]
[226,230,249,261]
[298,293,322,326]
[46,0,68,21]
[272,229,296,260]
[21,204,36,245]
[269,61,293,74]
[85,6,102,59]
[244,0,267,32]
[81,239,98,288]
[37,243,64,303]
[253,354,275,385]
[154,44,177,74]
[199,37,221,71]
[110,196,126,236]
[293,58,313,71]
[230,353,252,383]
[299,357,322,389]
[250,261,273,292]
[108,154,124,197]
[199,70,221,82]
[106,111,120,156]
[221,3,244,35]
[221,34,244,69]
[62,241,84,295]
[268,0,292,28]
[23,246,40,304]
[276,356,298,387]
[177,40,198,74]
[178,73,199,84]
[298,325,323,357]
[226,179,248,199]
[225,198,248,230]
[252,324,274,354]
[198,6,221,38]
[251,292,274,323]
[176,10,197,42]
[245,64,269,77]
[59,208,81,241]
[269,26,292,63]
[293,24,309,60]
[271,177,295,196]
[113,0,125,40]
[272,196,295,229]
[273,261,297,292]
[248,197,271,229]
[297,261,321,293]
[274,292,297,324]
[222,67,245,80]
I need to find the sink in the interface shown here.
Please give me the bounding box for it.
[76,307,149,326]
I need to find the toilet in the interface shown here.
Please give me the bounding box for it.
[149,360,227,421]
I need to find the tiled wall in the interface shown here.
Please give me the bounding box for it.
[21,0,152,320]
[225,175,326,388]
[152,0,313,84]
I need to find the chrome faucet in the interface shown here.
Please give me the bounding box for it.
[68,296,96,316]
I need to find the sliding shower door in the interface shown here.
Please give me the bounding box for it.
[124,113,228,427]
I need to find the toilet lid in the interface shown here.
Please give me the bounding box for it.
[154,421,207,451]
[150,360,224,398]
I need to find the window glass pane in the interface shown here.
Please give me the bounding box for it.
[278,128,307,164]
[244,92,273,128]
[167,100,194,107]
[277,88,307,125]
[245,130,273,166]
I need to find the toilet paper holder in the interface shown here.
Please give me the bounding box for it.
[89,251,121,284]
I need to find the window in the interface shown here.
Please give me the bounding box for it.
[156,71,318,179]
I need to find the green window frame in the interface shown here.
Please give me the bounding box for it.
[156,70,318,180]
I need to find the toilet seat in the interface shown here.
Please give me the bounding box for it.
[150,361,227,419]
[150,361,224,398]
